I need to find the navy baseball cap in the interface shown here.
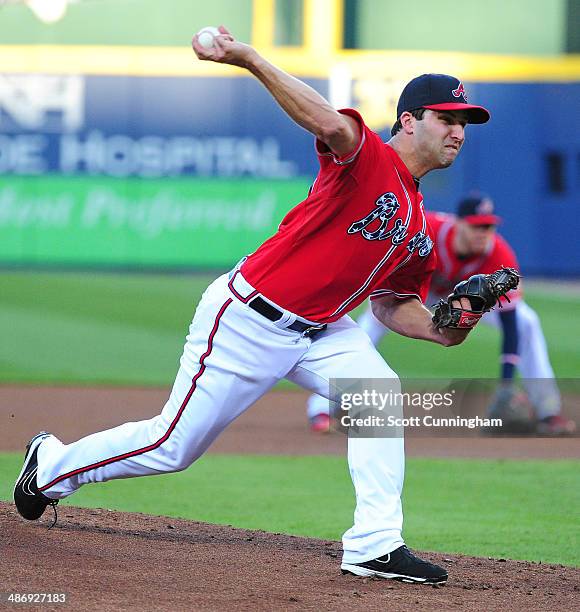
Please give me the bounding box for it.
[397,74,490,124]
[457,195,501,225]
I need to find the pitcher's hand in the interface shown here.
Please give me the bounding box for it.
[192,26,256,68]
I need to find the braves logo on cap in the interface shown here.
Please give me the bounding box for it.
[452,83,467,100]
[476,198,494,214]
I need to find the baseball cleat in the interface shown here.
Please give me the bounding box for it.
[341,545,448,585]
[309,413,331,433]
[536,414,577,436]
[13,432,59,524]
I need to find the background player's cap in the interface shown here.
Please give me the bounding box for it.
[397,74,490,124]
[457,195,502,225]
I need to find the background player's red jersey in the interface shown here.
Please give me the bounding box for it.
[427,211,522,307]
[242,109,437,323]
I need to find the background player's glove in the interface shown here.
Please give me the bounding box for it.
[432,267,520,329]
[482,385,535,434]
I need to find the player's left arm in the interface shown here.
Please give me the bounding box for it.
[371,295,471,347]
[497,308,519,379]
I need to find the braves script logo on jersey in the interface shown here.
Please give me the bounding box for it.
[348,192,408,244]
[407,231,434,257]
[452,83,467,100]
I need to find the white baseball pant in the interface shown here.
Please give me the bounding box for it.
[36,272,405,564]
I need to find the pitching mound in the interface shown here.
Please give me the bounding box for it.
[1,503,577,611]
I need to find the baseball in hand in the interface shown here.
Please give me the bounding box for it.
[196,26,220,49]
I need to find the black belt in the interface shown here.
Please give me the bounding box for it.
[248,297,327,338]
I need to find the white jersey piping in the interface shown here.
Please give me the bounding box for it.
[317,130,367,165]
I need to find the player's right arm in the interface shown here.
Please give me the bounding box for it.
[191,26,360,157]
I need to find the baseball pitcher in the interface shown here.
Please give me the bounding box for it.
[15,26,504,586]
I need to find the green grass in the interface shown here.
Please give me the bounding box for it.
[1,453,578,566]
[0,271,209,385]
[1,270,579,385]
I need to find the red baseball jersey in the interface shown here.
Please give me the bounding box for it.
[241,109,437,323]
[427,211,522,307]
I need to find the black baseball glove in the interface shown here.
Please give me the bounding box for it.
[432,267,520,329]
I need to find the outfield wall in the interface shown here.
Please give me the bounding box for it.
[0,57,579,274]
[0,0,569,55]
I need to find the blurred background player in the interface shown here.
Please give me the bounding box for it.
[307,194,576,435]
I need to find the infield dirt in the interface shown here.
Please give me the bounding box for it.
[1,385,579,458]
[1,386,579,610]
